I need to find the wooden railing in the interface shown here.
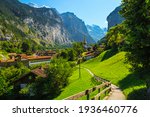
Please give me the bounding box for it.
[64,82,111,100]
[94,75,110,82]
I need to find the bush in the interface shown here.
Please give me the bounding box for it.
[30,58,73,99]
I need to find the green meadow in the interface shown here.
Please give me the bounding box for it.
[56,50,147,100]
[55,68,97,100]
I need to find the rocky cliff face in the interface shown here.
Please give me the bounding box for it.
[22,8,70,45]
[0,0,70,46]
[86,25,107,42]
[61,12,95,44]
[107,6,124,29]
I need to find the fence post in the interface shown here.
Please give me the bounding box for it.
[86,90,90,100]
[98,88,101,100]
[105,84,108,96]
[109,83,111,93]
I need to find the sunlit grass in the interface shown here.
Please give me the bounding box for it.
[55,50,147,100]
[55,68,98,100]
[82,51,146,99]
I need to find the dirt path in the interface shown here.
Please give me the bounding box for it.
[83,67,126,100]
[105,84,126,100]
[83,67,94,77]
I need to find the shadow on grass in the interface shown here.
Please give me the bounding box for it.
[127,88,148,100]
[118,73,148,100]
[118,73,145,90]
[101,49,118,61]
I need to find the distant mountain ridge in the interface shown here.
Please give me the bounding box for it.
[0,0,96,46]
[1,0,121,47]
[86,25,107,42]
[107,6,124,29]
[0,0,71,47]
[61,12,95,44]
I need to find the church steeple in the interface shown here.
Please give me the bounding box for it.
[83,36,88,49]
[83,36,87,45]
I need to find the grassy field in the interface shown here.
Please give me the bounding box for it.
[82,50,147,99]
[55,68,100,100]
[82,51,129,85]
[56,50,147,100]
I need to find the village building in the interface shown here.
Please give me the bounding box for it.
[36,50,56,56]
[84,52,94,60]
[14,67,47,94]
[0,50,56,67]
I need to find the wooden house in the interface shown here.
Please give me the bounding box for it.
[14,67,47,90]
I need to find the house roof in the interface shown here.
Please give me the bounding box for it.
[27,56,51,60]
[17,54,27,58]
[31,68,47,78]
[83,51,94,57]
[13,67,47,84]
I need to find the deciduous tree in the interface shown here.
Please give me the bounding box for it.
[121,0,150,94]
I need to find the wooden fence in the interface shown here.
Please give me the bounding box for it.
[64,82,111,100]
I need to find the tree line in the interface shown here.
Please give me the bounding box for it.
[104,0,150,96]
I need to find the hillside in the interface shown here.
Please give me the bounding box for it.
[0,0,98,48]
[55,50,147,100]
[0,0,70,47]
[55,68,98,100]
[82,51,146,99]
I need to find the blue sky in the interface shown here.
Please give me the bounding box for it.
[20,0,121,28]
